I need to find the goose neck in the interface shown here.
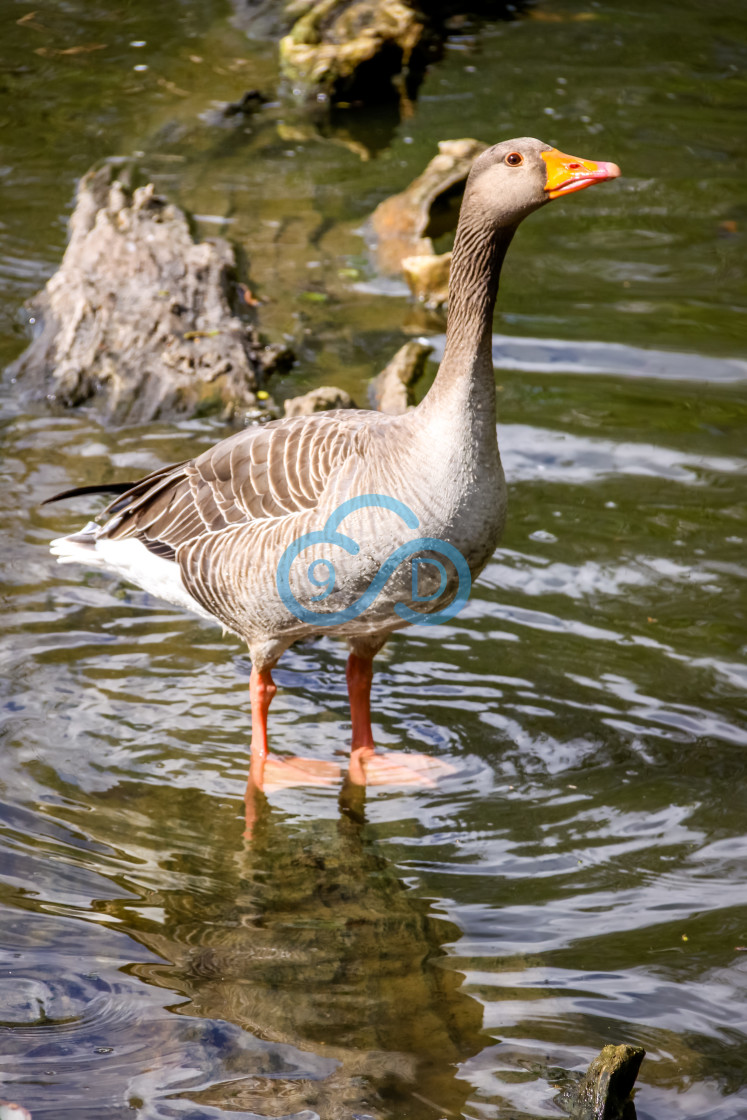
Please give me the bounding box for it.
[422,219,517,416]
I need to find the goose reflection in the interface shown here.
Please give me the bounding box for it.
[122,780,485,1119]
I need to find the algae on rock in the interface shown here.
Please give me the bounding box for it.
[558,1044,645,1120]
[279,0,431,104]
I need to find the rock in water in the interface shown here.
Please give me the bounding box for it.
[369,137,486,275]
[279,0,431,106]
[402,251,451,308]
[558,1044,645,1120]
[284,385,358,415]
[368,339,432,413]
[8,163,283,424]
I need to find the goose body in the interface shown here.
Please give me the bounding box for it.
[52,401,504,652]
[48,138,620,790]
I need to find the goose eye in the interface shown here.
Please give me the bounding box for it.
[505,152,523,166]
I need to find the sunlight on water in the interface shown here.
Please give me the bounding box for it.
[1,0,746,1118]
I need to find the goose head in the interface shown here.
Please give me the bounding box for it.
[464,136,621,226]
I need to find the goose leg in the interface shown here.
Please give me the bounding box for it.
[345,640,457,788]
[247,659,342,794]
[347,652,375,785]
[248,665,277,789]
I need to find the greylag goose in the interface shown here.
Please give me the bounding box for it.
[47,138,620,790]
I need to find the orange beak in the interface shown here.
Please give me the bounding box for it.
[542,147,621,199]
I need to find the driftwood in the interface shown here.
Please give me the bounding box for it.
[8,163,292,424]
[368,338,432,413]
[369,137,485,286]
[558,1044,645,1120]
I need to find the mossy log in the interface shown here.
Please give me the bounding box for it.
[279,0,432,105]
[558,1044,646,1120]
[232,0,529,108]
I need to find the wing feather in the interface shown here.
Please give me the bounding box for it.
[92,410,377,561]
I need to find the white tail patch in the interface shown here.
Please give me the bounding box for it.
[50,524,104,565]
[49,532,216,623]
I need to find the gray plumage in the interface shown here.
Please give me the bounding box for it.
[49,139,619,680]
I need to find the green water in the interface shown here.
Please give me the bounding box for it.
[0,1,746,1117]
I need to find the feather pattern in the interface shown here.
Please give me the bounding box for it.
[46,138,616,675]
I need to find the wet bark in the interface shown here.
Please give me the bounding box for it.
[8,163,292,425]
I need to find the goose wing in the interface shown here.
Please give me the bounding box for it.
[99,409,374,560]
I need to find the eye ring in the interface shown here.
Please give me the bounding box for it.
[505,152,523,166]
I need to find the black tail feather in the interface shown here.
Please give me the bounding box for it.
[43,459,191,509]
[42,482,134,506]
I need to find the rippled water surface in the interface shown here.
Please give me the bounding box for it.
[1,1,746,1117]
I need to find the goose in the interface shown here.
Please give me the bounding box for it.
[46,138,620,791]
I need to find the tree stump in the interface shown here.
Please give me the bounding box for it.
[279,0,431,105]
[8,163,291,424]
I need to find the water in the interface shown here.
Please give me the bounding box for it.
[1,0,746,1117]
